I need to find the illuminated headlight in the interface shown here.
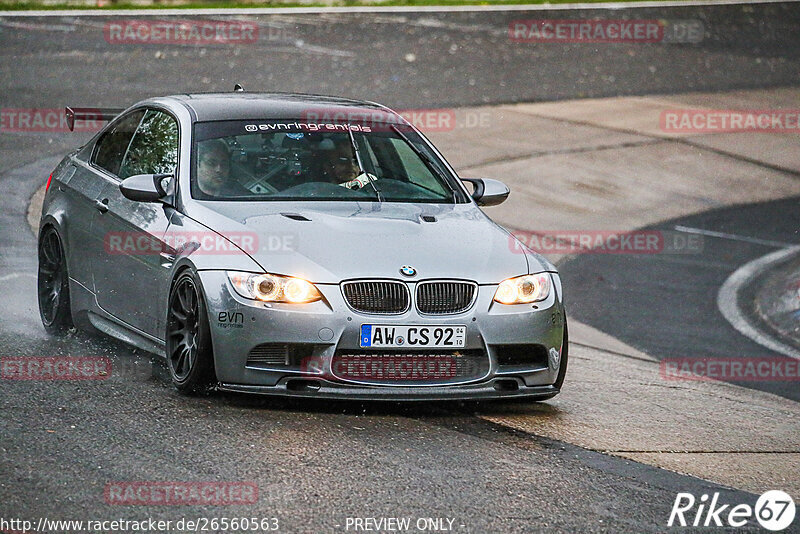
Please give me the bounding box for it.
[227,271,322,303]
[493,273,551,305]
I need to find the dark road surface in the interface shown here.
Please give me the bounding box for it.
[561,196,800,402]
[2,1,800,173]
[0,154,760,533]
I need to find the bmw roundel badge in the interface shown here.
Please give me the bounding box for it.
[400,265,416,277]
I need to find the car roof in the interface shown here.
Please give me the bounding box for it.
[167,92,396,122]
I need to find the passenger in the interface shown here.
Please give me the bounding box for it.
[196,139,250,197]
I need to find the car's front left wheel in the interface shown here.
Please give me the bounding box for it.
[166,270,216,394]
[37,226,74,335]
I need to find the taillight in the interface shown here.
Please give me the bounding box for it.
[46,173,53,193]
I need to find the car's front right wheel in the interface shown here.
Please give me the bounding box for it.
[166,270,216,394]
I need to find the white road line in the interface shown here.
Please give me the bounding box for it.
[717,246,800,361]
[674,225,797,249]
[0,20,76,30]
[0,272,36,282]
[0,0,796,17]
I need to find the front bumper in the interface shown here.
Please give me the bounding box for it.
[198,270,566,400]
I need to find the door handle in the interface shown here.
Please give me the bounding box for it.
[95,198,109,213]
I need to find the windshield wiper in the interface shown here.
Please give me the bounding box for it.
[390,124,458,203]
[347,127,383,202]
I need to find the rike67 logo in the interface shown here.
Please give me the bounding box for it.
[669,490,795,531]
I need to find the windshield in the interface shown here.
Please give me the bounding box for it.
[191,120,467,203]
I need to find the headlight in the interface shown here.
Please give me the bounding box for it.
[227,271,322,303]
[493,273,551,305]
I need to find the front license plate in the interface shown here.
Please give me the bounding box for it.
[360,325,466,348]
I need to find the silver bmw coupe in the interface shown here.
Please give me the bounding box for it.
[38,91,568,400]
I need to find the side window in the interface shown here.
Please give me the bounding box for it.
[118,110,179,180]
[92,110,145,176]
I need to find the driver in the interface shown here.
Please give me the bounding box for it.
[197,139,250,197]
[322,142,377,190]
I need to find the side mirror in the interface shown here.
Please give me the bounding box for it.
[462,178,509,207]
[119,173,171,203]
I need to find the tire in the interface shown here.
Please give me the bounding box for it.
[165,270,217,394]
[37,226,74,335]
[553,318,569,390]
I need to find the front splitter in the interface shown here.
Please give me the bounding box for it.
[218,377,559,401]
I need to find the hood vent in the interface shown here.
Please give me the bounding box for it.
[420,215,437,223]
[281,213,311,222]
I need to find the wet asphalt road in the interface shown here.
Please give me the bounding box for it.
[2,3,799,532]
[2,1,800,173]
[0,158,759,531]
[561,195,800,403]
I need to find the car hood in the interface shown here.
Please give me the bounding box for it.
[186,201,546,284]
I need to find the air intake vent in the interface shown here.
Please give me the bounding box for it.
[246,343,316,367]
[342,280,410,314]
[494,344,549,369]
[247,344,289,365]
[416,281,477,315]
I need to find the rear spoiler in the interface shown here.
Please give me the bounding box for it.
[65,106,124,131]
